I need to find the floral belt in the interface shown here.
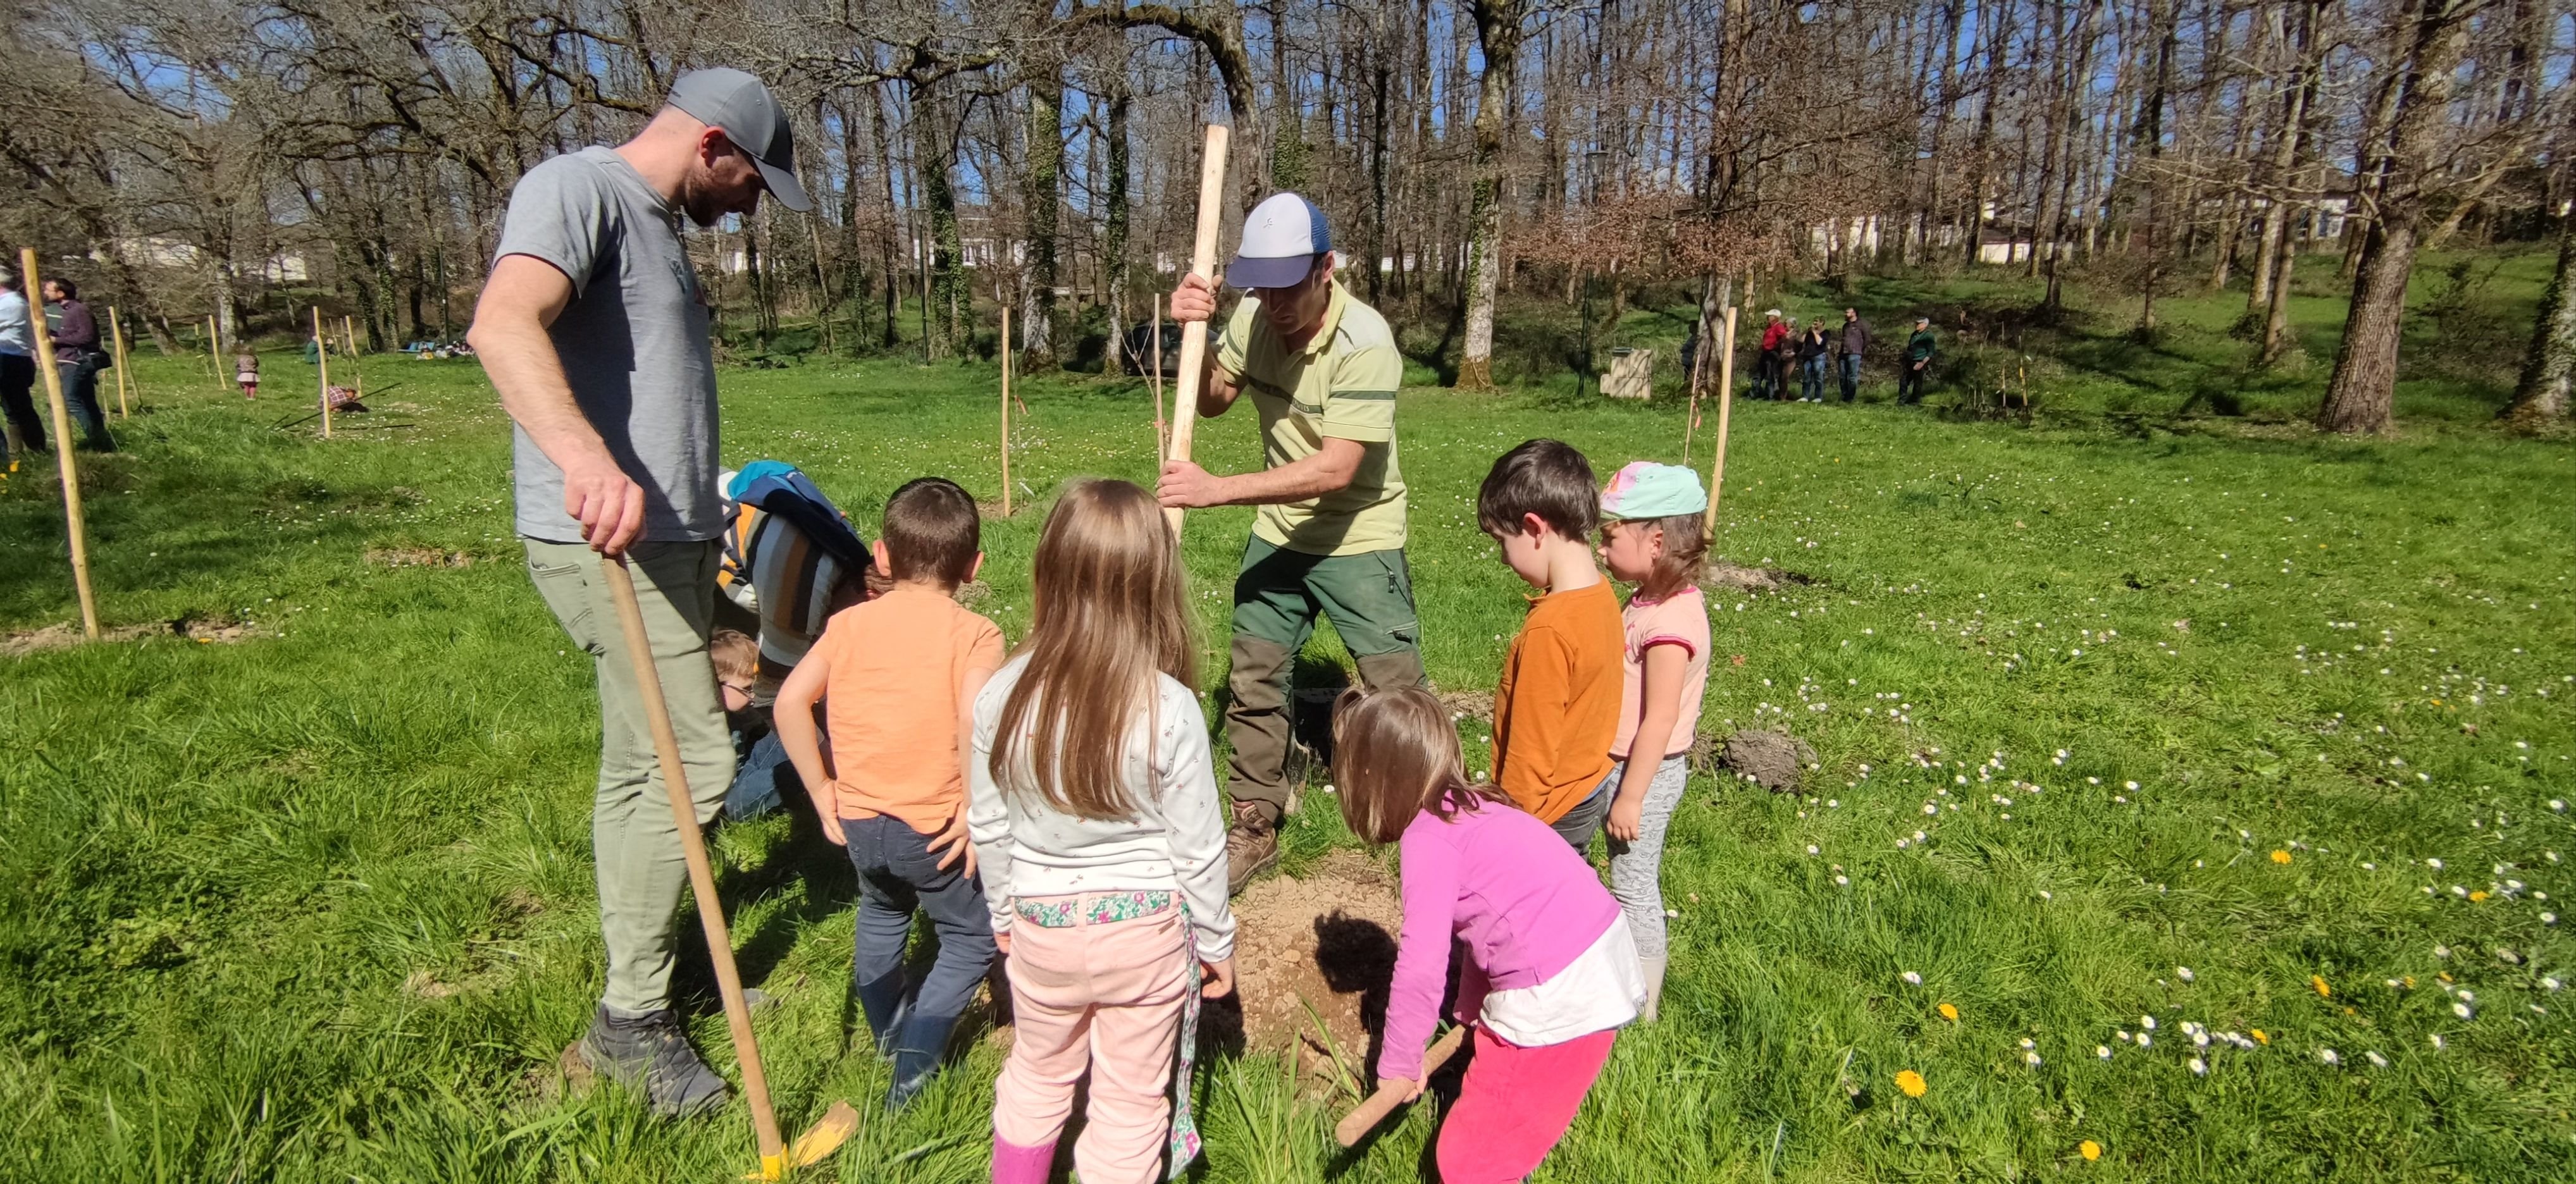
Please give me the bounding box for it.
[1009,888,1201,1178]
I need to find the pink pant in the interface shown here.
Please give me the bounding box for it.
[991,906,1189,1184]
[1435,1025,1616,1183]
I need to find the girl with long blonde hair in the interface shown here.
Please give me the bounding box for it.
[970,478,1236,1184]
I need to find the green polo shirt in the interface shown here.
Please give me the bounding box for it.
[1214,281,1407,557]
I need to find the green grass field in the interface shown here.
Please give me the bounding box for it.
[3,262,2573,1182]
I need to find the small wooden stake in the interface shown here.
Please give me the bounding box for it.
[1149,317,1167,457]
[1162,123,1230,539]
[342,315,364,404]
[207,315,227,393]
[1000,305,1013,517]
[21,249,101,639]
[107,306,135,417]
[1702,305,1737,545]
[312,306,332,438]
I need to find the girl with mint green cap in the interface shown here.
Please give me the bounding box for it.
[1592,461,1712,1020]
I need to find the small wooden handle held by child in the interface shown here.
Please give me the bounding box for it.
[1333,1023,1470,1147]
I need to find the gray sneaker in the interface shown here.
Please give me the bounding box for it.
[576,1006,733,1119]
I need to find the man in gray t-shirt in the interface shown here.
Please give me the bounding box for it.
[468,67,810,1121]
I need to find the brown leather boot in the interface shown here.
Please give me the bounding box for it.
[1225,801,1280,895]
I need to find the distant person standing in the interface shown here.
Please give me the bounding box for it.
[1897,316,1936,405]
[1796,318,1830,402]
[42,278,113,452]
[1755,309,1789,400]
[1835,307,1870,402]
[235,350,261,400]
[467,66,812,1120]
[0,273,40,460]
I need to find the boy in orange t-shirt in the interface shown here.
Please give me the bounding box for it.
[1479,440,1627,852]
[774,476,1004,1108]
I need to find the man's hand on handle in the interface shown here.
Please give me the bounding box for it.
[1158,459,1225,509]
[561,454,648,557]
[1169,273,1218,325]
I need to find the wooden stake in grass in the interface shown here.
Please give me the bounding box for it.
[597,556,790,1178]
[207,315,228,394]
[1702,304,1737,545]
[1149,317,1167,457]
[1334,1023,1469,1147]
[312,306,333,439]
[1000,305,1013,517]
[342,315,364,405]
[107,305,135,418]
[1161,123,1229,540]
[20,249,101,639]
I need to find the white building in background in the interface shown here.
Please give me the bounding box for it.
[98,237,309,281]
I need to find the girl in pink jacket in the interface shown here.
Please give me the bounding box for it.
[1330,685,1644,1183]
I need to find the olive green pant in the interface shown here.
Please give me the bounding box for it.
[1227,538,1427,823]
[526,538,734,1015]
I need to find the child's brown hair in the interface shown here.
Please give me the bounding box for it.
[1477,439,1598,539]
[1329,685,1513,845]
[1614,514,1711,602]
[989,479,1198,821]
[881,476,980,587]
[709,628,758,685]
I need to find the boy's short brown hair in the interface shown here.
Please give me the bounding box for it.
[882,476,981,587]
[1477,439,1599,540]
[709,628,758,684]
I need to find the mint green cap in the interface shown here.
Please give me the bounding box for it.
[1599,461,1707,520]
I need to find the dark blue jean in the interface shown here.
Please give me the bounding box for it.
[1838,354,1862,401]
[844,813,996,1094]
[57,357,113,451]
[724,728,795,821]
[1799,355,1828,400]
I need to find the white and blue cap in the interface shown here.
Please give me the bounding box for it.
[1227,192,1332,289]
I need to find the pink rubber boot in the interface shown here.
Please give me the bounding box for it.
[990,1136,1054,1184]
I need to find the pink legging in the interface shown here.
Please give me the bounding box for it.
[991,909,1189,1184]
[1435,1025,1616,1183]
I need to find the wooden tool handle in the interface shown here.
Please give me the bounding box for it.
[1161,123,1230,538]
[20,249,100,639]
[600,557,786,1171]
[1702,304,1738,544]
[1334,1023,1471,1147]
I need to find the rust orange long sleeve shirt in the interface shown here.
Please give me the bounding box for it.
[1490,580,1625,822]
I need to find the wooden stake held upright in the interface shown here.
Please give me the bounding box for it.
[20,250,101,639]
[1000,305,1013,517]
[1702,305,1738,545]
[312,306,333,438]
[107,306,135,417]
[1161,123,1230,539]
[207,315,226,393]
[1149,318,1167,457]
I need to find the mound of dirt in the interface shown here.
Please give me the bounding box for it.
[4,616,258,658]
[1700,728,1814,792]
[1701,563,1814,594]
[1213,849,1404,1096]
[1435,688,1495,729]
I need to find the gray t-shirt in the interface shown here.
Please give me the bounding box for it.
[497,146,721,542]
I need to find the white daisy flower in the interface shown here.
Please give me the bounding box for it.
[2189,1057,2208,1076]
[1901,970,1923,985]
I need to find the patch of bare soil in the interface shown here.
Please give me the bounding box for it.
[1435,688,1495,729]
[1699,728,1815,791]
[1701,562,1815,594]
[953,579,994,607]
[4,616,259,657]
[1210,849,1404,1097]
[366,546,474,569]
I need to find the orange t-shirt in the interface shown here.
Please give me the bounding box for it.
[1490,579,1625,822]
[807,586,1006,833]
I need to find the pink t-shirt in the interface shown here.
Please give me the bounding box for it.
[1612,586,1711,759]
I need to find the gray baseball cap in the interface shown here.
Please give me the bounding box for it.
[666,68,812,213]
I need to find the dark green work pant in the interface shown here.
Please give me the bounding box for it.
[1226,537,1427,823]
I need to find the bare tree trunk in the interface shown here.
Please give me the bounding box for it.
[1022,72,1063,369]
[2319,0,2472,434]
[1104,88,1132,374]
[2506,206,2576,429]
[1457,0,1525,390]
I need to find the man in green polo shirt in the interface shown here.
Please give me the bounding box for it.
[1163,191,1423,892]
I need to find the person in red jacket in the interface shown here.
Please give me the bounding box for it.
[1755,309,1791,401]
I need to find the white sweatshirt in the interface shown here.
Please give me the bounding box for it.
[968,655,1237,961]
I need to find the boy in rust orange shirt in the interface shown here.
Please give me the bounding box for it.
[1478,440,1626,851]
[774,476,1004,1109]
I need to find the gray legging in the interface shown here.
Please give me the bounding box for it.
[1606,756,1689,961]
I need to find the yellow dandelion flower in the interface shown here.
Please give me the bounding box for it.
[2081,1140,2103,1162]
[1894,1070,1928,1098]
[2250,1028,2269,1045]
[2312,975,2331,997]
[2469,891,2489,902]
[2271,849,2293,865]
[1938,1002,1960,1022]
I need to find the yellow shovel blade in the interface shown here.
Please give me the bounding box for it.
[746,1100,860,1180]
